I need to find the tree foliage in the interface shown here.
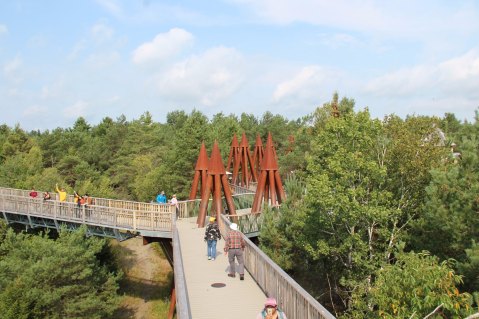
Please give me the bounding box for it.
[350,249,471,318]
[0,226,121,319]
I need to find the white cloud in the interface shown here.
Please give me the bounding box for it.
[364,65,437,97]
[41,78,66,99]
[318,32,362,49]
[3,56,22,76]
[364,50,479,99]
[63,100,89,118]
[85,51,121,68]
[68,40,87,61]
[154,46,246,106]
[0,24,7,36]
[95,0,122,17]
[23,105,48,116]
[233,0,479,42]
[132,28,193,65]
[91,23,114,43]
[272,65,342,103]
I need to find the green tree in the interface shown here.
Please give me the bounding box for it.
[382,115,448,219]
[303,109,399,311]
[410,134,479,262]
[349,249,472,318]
[0,227,120,319]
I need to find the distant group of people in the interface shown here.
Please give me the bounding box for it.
[28,184,92,206]
[202,217,287,318]
[29,188,51,201]
[73,190,92,207]
[155,190,178,207]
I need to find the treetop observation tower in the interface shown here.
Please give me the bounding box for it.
[189,132,286,229]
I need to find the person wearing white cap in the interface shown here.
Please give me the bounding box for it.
[256,297,287,319]
[223,222,246,280]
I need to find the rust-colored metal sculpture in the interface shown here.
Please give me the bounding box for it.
[196,141,237,227]
[231,132,257,187]
[252,134,264,176]
[225,134,240,172]
[332,93,340,118]
[189,142,209,200]
[251,133,286,213]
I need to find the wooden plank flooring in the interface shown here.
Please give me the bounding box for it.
[176,217,266,319]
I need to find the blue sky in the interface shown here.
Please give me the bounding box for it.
[1,0,479,131]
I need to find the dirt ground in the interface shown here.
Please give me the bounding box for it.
[112,237,173,319]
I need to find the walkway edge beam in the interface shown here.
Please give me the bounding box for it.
[173,216,192,319]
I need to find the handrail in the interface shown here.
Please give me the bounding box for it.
[0,192,174,233]
[0,187,171,212]
[172,216,192,319]
[219,214,335,319]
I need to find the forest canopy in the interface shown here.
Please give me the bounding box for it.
[1,96,479,317]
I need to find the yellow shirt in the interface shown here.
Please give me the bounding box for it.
[55,185,67,202]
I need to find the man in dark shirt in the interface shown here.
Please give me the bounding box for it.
[224,223,246,280]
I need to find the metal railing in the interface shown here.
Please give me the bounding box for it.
[0,190,174,233]
[219,215,335,319]
[172,217,192,319]
[0,186,262,235]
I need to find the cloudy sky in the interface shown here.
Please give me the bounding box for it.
[1,0,479,131]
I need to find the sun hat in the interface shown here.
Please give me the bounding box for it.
[209,217,216,222]
[230,223,238,231]
[265,297,277,307]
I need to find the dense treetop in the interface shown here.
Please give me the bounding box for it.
[1,96,479,317]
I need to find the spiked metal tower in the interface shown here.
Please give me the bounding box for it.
[251,133,286,213]
[189,142,209,200]
[252,134,264,177]
[231,132,257,188]
[196,141,237,227]
[225,134,240,172]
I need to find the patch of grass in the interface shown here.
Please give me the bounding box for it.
[109,238,174,318]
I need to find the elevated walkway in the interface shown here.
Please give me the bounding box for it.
[1,186,335,319]
[176,217,265,318]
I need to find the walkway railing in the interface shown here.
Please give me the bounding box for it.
[172,217,192,319]
[0,186,261,235]
[219,215,335,319]
[0,188,174,233]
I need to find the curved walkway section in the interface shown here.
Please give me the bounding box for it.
[176,217,265,319]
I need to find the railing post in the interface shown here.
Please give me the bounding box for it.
[82,205,85,223]
[133,211,137,230]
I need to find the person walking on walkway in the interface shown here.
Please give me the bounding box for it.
[256,297,287,319]
[204,216,221,260]
[224,222,245,280]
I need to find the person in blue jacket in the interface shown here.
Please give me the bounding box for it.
[156,191,167,204]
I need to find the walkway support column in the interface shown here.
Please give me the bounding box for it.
[196,141,237,227]
[189,142,209,200]
[251,133,286,213]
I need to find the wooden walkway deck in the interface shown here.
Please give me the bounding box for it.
[176,217,266,319]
